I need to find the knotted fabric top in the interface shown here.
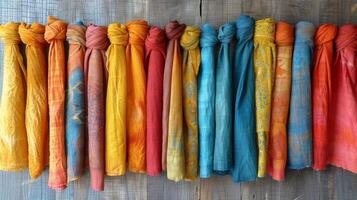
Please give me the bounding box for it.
[44,16,67,42]
[19,22,46,47]
[314,24,337,46]
[180,26,200,50]
[236,15,254,42]
[107,23,128,46]
[66,21,86,46]
[126,20,148,46]
[0,22,21,45]
[86,24,109,50]
[254,18,275,41]
[165,21,186,40]
[275,21,294,46]
[200,24,218,48]
[145,26,166,52]
[218,22,235,44]
[295,21,315,44]
[335,24,357,51]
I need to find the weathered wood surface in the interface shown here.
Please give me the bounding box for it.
[0,0,356,199]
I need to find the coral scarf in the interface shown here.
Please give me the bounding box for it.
[253,18,276,177]
[232,15,257,182]
[288,21,315,169]
[146,26,166,176]
[84,24,109,191]
[312,24,337,170]
[198,24,217,178]
[126,20,149,173]
[181,26,201,180]
[105,23,128,176]
[19,22,48,179]
[0,22,27,171]
[214,22,235,174]
[162,21,186,172]
[328,25,357,173]
[267,22,294,181]
[44,16,67,189]
[65,21,86,181]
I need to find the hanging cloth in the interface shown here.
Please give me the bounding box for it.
[0,22,27,171]
[65,21,86,181]
[162,21,186,172]
[19,22,48,179]
[84,24,109,191]
[328,25,357,173]
[181,26,201,180]
[253,18,276,177]
[214,22,235,174]
[145,26,166,176]
[126,20,148,173]
[44,16,67,189]
[267,21,294,181]
[231,15,257,182]
[288,21,315,169]
[198,24,218,178]
[105,23,128,176]
[312,24,337,170]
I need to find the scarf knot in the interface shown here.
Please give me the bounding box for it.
[0,22,21,45]
[165,21,186,40]
[180,26,200,50]
[200,24,218,48]
[126,20,148,46]
[236,15,254,42]
[314,24,337,46]
[19,22,46,47]
[335,24,356,51]
[108,23,128,46]
[295,21,315,45]
[66,21,86,46]
[44,16,67,42]
[275,21,294,46]
[254,18,275,41]
[85,24,109,50]
[218,22,235,44]
[145,26,166,51]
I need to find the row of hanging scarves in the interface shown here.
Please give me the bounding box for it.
[0,15,356,191]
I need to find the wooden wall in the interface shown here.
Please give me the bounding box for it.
[0,0,356,199]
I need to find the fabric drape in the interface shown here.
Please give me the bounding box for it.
[231,15,257,182]
[145,26,166,176]
[288,21,315,169]
[165,21,186,181]
[198,24,218,178]
[214,22,235,174]
[65,21,86,181]
[162,21,186,173]
[44,16,67,189]
[181,26,201,180]
[253,18,276,177]
[105,23,128,176]
[267,22,294,181]
[126,20,149,173]
[84,24,109,191]
[312,24,337,170]
[19,22,48,179]
[328,25,357,173]
[0,22,27,171]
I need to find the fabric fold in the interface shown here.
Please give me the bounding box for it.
[126,20,149,173]
[84,24,109,191]
[231,15,257,182]
[214,22,235,174]
[312,24,337,170]
[0,22,28,172]
[328,24,357,173]
[288,21,315,169]
[105,23,128,176]
[165,21,186,181]
[181,26,201,180]
[65,21,86,181]
[44,16,68,189]
[198,24,218,178]
[267,21,294,181]
[145,26,166,176]
[253,18,276,177]
[19,22,48,179]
